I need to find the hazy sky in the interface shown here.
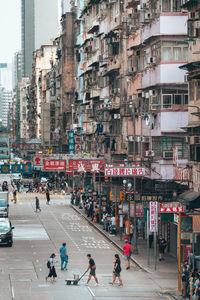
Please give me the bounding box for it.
[0,0,21,63]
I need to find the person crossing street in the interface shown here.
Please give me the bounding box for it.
[59,242,68,270]
[86,254,99,285]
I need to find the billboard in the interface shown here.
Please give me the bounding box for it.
[0,137,9,159]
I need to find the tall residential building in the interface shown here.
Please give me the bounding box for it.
[0,90,13,128]
[13,51,22,88]
[21,0,60,78]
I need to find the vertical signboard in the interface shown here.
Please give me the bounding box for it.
[150,201,158,232]
[68,131,75,154]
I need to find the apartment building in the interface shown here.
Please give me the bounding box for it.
[180,0,200,192]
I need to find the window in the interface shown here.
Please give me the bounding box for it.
[153,137,187,158]
[190,145,200,162]
[162,0,171,12]
[162,0,181,12]
[189,81,194,101]
[174,95,182,105]
[197,80,200,100]
[162,42,188,62]
[163,95,172,108]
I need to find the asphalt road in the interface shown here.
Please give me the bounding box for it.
[0,192,174,300]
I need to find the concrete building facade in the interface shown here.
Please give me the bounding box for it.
[21,0,60,78]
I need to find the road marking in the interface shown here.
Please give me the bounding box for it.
[38,284,50,288]
[87,286,95,298]
[11,287,15,299]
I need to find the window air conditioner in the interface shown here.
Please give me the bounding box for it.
[163,151,173,159]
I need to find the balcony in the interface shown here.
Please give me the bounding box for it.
[141,63,187,89]
[141,14,188,44]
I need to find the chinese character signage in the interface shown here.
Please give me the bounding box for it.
[11,165,21,173]
[104,167,145,177]
[43,160,66,171]
[130,203,144,217]
[33,156,43,166]
[150,201,158,232]
[68,131,75,154]
[22,164,32,174]
[159,202,184,213]
[69,160,104,173]
[1,165,10,174]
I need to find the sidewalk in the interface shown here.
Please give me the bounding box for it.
[72,204,182,300]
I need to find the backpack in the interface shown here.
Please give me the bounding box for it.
[47,260,51,268]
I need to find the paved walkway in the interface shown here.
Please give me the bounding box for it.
[72,205,182,300]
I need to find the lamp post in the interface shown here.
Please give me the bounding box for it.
[123,179,132,239]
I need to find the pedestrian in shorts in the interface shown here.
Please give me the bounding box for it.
[123,240,132,270]
[46,253,57,283]
[110,254,123,286]
[86,254,98,285]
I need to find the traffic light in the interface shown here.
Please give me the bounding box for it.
[105,176,109,183]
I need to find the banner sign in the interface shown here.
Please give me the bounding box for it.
[43,160,66,171]
[22,164,32,174]
[150,201,158,232]
[1,165,10,174]
[159,202,184,213]
[173,166,193,181]
[130,203,144,217]
[11,165,21,173]
[68,131,75,154]
[69,160,104,173]
[33,156,43,166]
[104,167,145,177]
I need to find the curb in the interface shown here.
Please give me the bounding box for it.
[71,205,149,273]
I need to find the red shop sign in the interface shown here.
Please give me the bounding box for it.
[43,160,66,171]
[69,160,104,173]
[159,202,184,213]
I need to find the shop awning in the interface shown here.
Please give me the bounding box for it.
[177,190,200,209]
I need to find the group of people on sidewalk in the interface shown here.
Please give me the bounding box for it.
[181,260,200,299]
[46,240,134,286]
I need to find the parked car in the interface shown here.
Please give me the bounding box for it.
[0,192,9,217]
[0,218,14,247]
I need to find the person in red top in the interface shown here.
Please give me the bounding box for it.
[123,240,132,270]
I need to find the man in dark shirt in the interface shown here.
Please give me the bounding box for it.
[181,265,189,298]
[86,254,98,285]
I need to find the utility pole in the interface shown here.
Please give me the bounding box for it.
[133,104,138,253]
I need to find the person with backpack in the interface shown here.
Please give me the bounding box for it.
[59,242,68,270]
[86,254,98,285]
[158,234,167,261]
[110,254,123,286]
[46,253,57,283]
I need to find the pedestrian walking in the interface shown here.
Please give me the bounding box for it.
[158,235,167,261]
[110,254,123,286]
[46,189,50,205]
[46,253,57,283]
[35,196,41,212]
[13,186,17,204]
[130,222,134,242]
[123,240,132,270]
[59,242,68,270]
[86,254,98,285]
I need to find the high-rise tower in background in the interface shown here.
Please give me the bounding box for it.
[21,0,60,78]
